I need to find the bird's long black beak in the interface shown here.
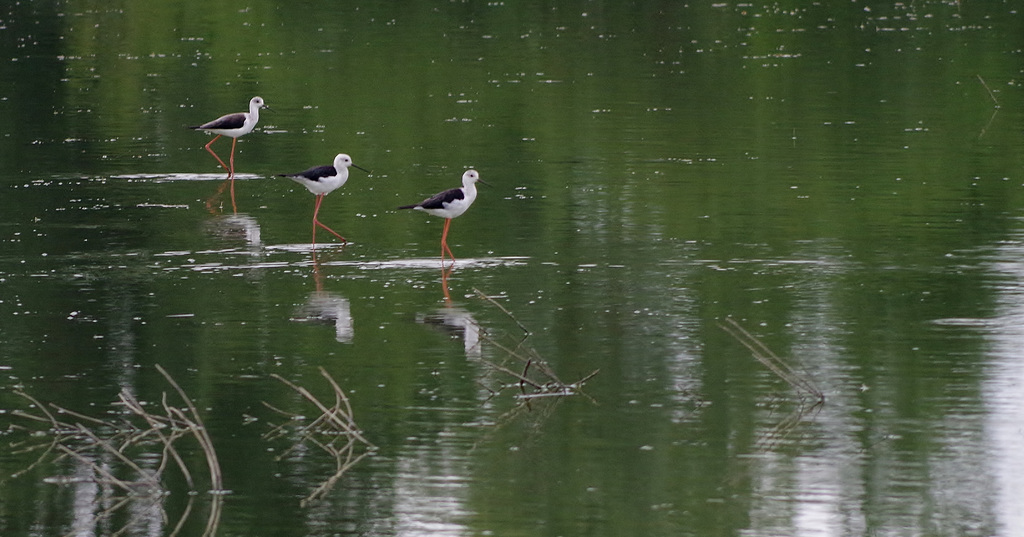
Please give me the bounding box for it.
[353,164,371,174]
[478,179,491,187]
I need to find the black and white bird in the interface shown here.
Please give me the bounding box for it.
[278,153,368,247]
[399,169,487,265]
[189,96,269,179]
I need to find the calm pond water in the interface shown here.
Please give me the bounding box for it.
[2,1,1024,536]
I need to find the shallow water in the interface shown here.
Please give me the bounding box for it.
[2,1,1024,536]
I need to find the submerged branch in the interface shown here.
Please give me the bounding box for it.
[474,287,531,335]
[464,288,600,436]
[265,367,376,506]
[155,364,223,492]
[8,365,227,537]
[977,74,998,105]
[720,318,823,400]
[720,318,826,450]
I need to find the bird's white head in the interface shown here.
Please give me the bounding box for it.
[334,153,370,174]
[334,154,355,171]
[250,96,268,111]
[462,169,489,188]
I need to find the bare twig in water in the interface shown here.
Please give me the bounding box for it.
[975,75,1001,140]
[265,367,376,507]
[154,364,223,493]
[470,290,600,423]
[719,318,825,449]
[755,396,824,451]
[474,288,531,335]
[719,318,823,401]
[977,74,999,105]
[119,390,195,490]
[8,365,225,537]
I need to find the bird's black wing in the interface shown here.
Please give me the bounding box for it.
[279,165,337,181]
[190,112,246,131]
[414,187,464,210]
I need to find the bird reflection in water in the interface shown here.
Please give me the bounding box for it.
[205,212,262,250]
[441,264,453,302]
[191,96,270,214]
[418,269,482,359]
[205,177,239,214]
[290,254,354,343]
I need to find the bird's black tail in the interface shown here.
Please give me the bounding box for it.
[397,204,418,210]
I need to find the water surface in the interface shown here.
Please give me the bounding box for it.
[2,2,1024,536]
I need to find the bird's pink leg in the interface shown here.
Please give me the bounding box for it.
[312,194,346,245]
[440,218,455,268]
[228,137,238,179]
[227,138,238,213]
[311,195,322,247]
[203,135,231,175]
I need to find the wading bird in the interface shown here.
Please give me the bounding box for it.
[279,153,368,247]
[190,96,268,179]
[399,169,486,266]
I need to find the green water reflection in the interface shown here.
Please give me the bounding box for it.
[2,1,1024,536]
